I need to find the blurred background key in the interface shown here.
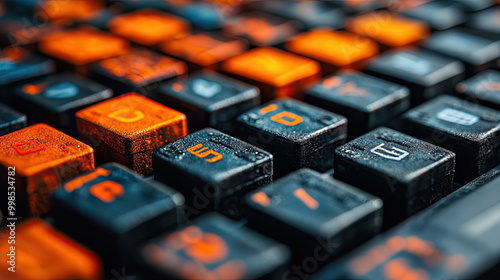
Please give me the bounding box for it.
[0,103,26,136]
[455,70,500,110]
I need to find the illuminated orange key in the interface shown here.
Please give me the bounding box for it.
[0,124,94,216]
[286,28,379,75]
[40,27,129,65]
[108,9,190,46]
[76,93,187,175]
[159,33,247,70]
[37,0,104,24]
[222,47,321,100]
[0,219,102,280]
[346,11,430,47]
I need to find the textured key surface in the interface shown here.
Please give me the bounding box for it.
[0,103,26,136]
[456,70,500,110]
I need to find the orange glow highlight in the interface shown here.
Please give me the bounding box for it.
[38,0,103,24]
[64,168,110,192]
[186,143,223,163]
[251,192,271,207]
[259,104,278,115]
[22,83,48,95]
[270,111,303,126]
[89,181,124,203]
[293,188,319,209]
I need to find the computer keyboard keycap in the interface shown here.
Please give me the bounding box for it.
[76,93,187,175]
[334,127,455,225]
[305,70,410,138]
[0,103,26,136]
[36,0,104,24]
[108,9,190,46]
[423,28,500,75]
[401,1,466,31]
[365,48,464,105]
[0,124,94,216]
[312,165,500,280]
[11,73,112,135]
[402,94,500,182]
[52,163,184,267]
[468,7,500,38]
[286,28,379,76]
[0,219,102,280]
[153,128,272,219]
[238,98,347,176]
[137,213,291,280]
[156,71,259,133]
[90,47,187,96]
[246,168,383,262]
[346,11,430,48]
[222,47,321,101]
[456,70,500,110]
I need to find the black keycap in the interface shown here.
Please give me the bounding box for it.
[10,73,112,135]
[0,103,26,136]
[156,71,259,133]
[137,213,291,280]
[402,95,500,182]
[456,70,500,110]
[444,0,496,12]
[153,128,273,219]
[254,1,345,30]
[90,47,186,97]
[468,7,500,39]
[168,1,237,30]
[332,0,385,13]
[401,1,466,30]
[237,98,347,176]
[246,169,382,263]
[422,28,500,75]
[305,70,410,138]
[51,163,184,267]
[222,12,300,47]
[312,165,500,280]
[365,48,464,105]
[334,127,455,226]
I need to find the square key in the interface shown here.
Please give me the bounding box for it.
[0,124,94,216]
[108,9,190,46]
[402,95,500,182]
[36,0,104,24]
[0,219,102,280]
[422,28,500,75]
[305,70,410,138]
[365,48,464,105]
[156,71,259,133]
[0,103,26,136]
[469,7,500,39]
[401,1,466,31]
[39,27,130,66]
[222,47,321,101]
[286,29,379,76]
[334,127,455,225]
[237,98,347,176]
[52,163,184,267]
[222,12,299,47]
[137,213,290,280]
[11,73,112,135]
[76,93,186,175]
[158,32,248,71]
[246,169,383,260]
[456,70,500,110]
[90,47,187,96]
[153,128,273,219]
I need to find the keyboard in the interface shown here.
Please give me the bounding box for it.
[0,0,499,279]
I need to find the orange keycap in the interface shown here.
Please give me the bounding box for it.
[158,33,247,71]
[0,219,102,280]
[37,0,104,24]
[286,28,379,75]
[346,11,430,47]
[39,27,129,66]
[108,9,190,46]
[222,47,321,100]
[76,93,187,175]
[0,124,94,216]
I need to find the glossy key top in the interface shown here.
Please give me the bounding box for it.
[0,103,26,136]
[108,9,190,46]
[76,93,187,175]
[401,1,466,31]
[403,95,500,182]
[0,219,102,280]
[456,70,500,110]
[0,124,94,216]
[222,47,321,101]
[52,163,184,268]
[286,28,379,75]
[237,98,347,176]
[137,213,291,280]
[334,127,455,226]
[246,169,382,264]
[36,0,104,24]
[153,128,273,219]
